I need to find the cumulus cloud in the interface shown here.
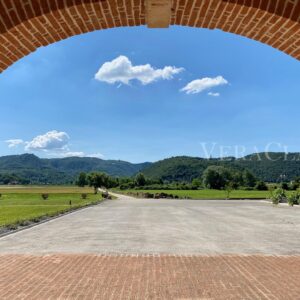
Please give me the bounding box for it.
[25,130,69,152]
[5,139,24,148]
[60,152,104,158]
[62,151,85,157]
[208,92,220,97]
[95,55,184,85]
[181,76,228,94]
[6,130,104,159]
[88,153,104,159]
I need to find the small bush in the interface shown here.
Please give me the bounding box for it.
[81,193,87,199]
[271,188,286,205]
[290,182,299,191]
[280,182,289,190]
[154,192,175,199]
[0,193,2,198]
[255,181,268,191]
[6,223,18,230]
[143,192,154,199]
[19,220,31,227]
[102,191,110,198]
[287,192,300,206]
[41,193,49,200]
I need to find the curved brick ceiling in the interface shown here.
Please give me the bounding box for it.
[0,0,300,72]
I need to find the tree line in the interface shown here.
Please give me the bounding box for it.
[76,165,295,191]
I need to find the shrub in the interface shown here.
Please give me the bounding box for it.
[6,223,18,230]
[290,182,299,191]
[287,192,300,206]
[225,184,233,199]
[102,191,110,199]
[19,220,31,227]
[41,193,49,200]
[271,188,286,205]
[255,181,268,191]
[280,182,289,190]
[143,192,154,199]
[154,192,174,199]
[81,193,87,199]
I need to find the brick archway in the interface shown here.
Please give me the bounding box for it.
[0,0,300,72]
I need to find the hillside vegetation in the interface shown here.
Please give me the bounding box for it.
[142,153,300,183]
[0,154,150,184]
[1,152,300,184]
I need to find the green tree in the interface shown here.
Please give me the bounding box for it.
[135,173,146,187]
[225,182,234,199]
[271,188,286,205]
[243,170,257,188]
[280,182,289,190]
[76,172,87,187]
[87,172,109,194]
[231,171,244,189]
[191,178,202,189]
[287,192,300,206]
[202,166,232,190]
[255,181,268,191]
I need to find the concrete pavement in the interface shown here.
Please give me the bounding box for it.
[0,195,299,255]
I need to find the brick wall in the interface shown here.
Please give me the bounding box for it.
[0,0,299,72]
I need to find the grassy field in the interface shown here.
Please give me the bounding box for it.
[114,189,275,199]
[0,186,102,228]
[0,185,94,194]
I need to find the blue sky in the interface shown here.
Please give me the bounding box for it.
[0,26,300,163]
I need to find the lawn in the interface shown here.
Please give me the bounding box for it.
[0,186,102,228]
[114,189,274,199]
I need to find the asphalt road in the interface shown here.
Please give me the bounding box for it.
[0,195,299,255]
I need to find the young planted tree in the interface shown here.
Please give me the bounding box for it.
[76,172,87,187]
[135,173,146,187]
[271,188,286,205]
[243,170,257,188]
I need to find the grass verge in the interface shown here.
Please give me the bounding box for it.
[0,186,102,233]
[113,189,274,199]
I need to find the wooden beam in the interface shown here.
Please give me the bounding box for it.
[146,0,172,28]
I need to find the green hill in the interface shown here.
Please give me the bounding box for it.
[1,152,300,185]
[0,154,150,184]
[142,153,300,183]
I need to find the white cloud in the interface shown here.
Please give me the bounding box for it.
[6,130,104,159]
[25,130,69,152]
[5,139,24,148]
[88,153,104,159]
[181,76,228,94]
[95,55,184,85]
[62,151,85,157]
[208,92,220,97]
[60,152,104,158]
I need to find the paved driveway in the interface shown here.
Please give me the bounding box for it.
[0,196,299,255]
[1,195,300,299]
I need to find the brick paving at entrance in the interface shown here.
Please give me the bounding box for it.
[0,254,299,300]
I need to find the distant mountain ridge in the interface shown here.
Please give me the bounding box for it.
[0,154,151,184]
[141,152,300,183]
[1,152,300,184]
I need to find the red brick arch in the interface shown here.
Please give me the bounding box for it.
[0,0,300,72]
